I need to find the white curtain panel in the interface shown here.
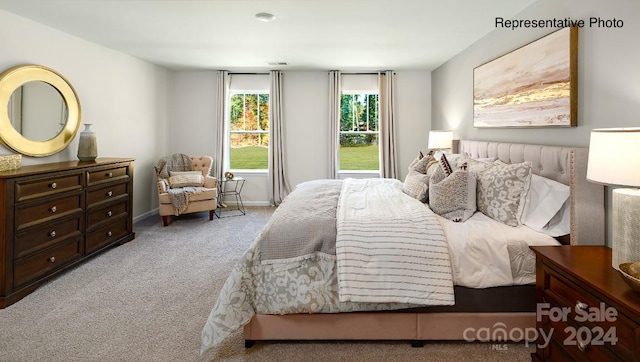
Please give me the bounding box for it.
[268,70,291,206]
[328,70,342,179]
[214,71,230,180]
[379,71,398,179]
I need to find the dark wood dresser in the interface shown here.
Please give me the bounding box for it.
[531,246,640,361]
[0,158,135,308]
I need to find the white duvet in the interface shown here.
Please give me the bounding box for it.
[437,211,560,288]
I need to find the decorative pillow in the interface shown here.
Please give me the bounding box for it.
[168,172,204,188]
[403,154,437,202]
[476,161,533,227]
[402,172,429,202]
[429,169,477,222]
[523,175,570,231]
[407,151,424,170]
[438,153,453,176]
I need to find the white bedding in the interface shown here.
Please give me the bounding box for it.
[336,178,455,305]
[436,211,560,288]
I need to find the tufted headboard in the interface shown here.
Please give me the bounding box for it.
[452,140,605,246]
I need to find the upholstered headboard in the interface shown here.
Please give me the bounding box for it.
[452,140,605,246]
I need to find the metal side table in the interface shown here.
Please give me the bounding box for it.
[215,177,246,218]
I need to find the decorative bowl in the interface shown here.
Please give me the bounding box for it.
[618,263,640,293]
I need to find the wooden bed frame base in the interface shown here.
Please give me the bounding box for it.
[243,312,535,347]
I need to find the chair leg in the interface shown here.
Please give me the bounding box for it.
[162,215,168,226]
[209,210,215,220]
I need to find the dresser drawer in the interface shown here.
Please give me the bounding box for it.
[15,193,83,230]
[86,166,129,187]
[546,315,623,361]
[15,216,83,259]
[15,173,82,202]
[86,218,129,254]
[13,237,82,288]
[87,201,128,230]
[87,182,128,206]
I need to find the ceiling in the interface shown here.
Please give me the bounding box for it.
[0,0,537,71]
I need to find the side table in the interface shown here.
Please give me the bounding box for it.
[215,177,246,218]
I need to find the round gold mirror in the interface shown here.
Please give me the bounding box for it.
[0,64,81,157]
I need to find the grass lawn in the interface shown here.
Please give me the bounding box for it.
[230,145,379,171]
[340,145,379,171]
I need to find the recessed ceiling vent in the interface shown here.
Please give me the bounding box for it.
[267,62,288,66]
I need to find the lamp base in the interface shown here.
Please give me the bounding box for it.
[612,188,640,270]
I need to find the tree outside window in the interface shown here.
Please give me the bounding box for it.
[340,93,379,171]
[229,93,269,170]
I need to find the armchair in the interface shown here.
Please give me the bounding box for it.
[156,155,218,226]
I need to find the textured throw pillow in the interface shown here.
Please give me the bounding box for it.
[403,154,437,202]
[476,161,533,227]
[429,169,477,222]
[407,151,424,170]
[168,172,204,188]
[438,153,453,176]
[402,173,429,201]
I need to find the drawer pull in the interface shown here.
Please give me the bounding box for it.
[50,206,57,213]
[106,211,113,217]
[51,182,57,189]
[49,230,57,238]
[48,256,56,263]
[576,301,588,311]
[106,172,113,178]
[107,191,113,197]
[107,231,113,237]
[578,342,587,352]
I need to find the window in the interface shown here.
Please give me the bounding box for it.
[228,92,269,170]
[226,74,270,171]
[340,92,379,171]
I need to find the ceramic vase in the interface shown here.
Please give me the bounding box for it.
[77,123,98,161]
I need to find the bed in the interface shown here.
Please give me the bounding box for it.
[201,140,605,352]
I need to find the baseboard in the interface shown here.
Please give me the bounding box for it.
[133,208,158,224]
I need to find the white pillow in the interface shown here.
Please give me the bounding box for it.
[536,199,571,237]
[523,175,570,231]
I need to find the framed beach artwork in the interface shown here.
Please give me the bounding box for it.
[473,27,578,128]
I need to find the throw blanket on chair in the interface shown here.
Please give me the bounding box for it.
[155,153,194,213]
[336,178,455,305]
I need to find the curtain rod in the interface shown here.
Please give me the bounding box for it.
[229,72,270,75]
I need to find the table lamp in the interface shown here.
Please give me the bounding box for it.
[428,130,453,150]
[586,128,640,270]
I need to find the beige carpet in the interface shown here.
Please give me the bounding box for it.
[0,207,534,361]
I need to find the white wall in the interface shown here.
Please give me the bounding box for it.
[0,9,171,219]
[432,0,640,145]
[170,70,432,205]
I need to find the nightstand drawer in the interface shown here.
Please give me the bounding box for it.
[86,182,128,206]
[544,271,638,360]
[15,194,83,230]
[86,166,129,186]
[15,173,82,202]
[13,237,81,288]
[15,216,83,259]
[85,218,128,254]
[547,315,623,361]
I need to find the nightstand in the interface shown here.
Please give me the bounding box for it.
[215,177,246,218]
[530,246,640,361]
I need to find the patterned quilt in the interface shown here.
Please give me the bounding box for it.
[200,179,452,353]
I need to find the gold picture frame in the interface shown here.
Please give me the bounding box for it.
[473,27,578,128]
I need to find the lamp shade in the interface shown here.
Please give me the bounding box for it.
[587,128,640,187]
[428,130,453,149]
